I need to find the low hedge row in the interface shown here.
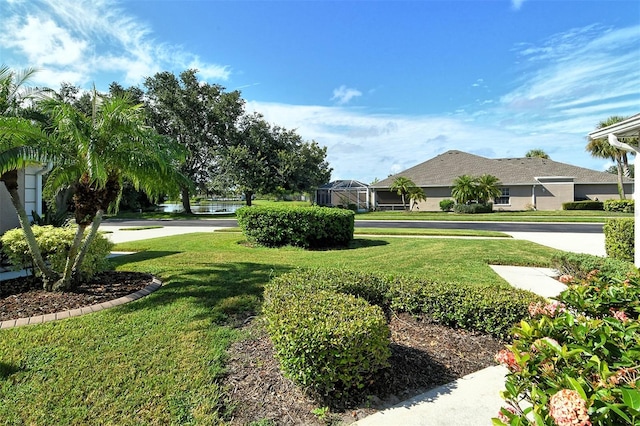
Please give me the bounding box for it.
[604,199,634,213]
[453,203,493,214]
[263,268,544,402]
[550,251,636,280]
[236,206,354,248]
[562,200,604,210]
[604,218,634,262]
[1,225,113,278]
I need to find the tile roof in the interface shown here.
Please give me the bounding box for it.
[372,150,632,188]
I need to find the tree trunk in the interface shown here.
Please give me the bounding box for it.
[54,222,88,291]
[180,186,193,214]
[67,209,104,287]
[616,160,626,199]
[1,171,58,289]
[245,191,253,206]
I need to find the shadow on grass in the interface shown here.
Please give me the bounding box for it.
[115,262,294,324]
[107,250,181,268]
[0,362,22,379]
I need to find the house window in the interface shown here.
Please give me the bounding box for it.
[495,188,510,205]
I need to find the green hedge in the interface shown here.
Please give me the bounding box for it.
[603,198,634,213]
[236,206,354,248]
[263,274,391,400]
[603,218,634,262]
[453,203,493,214]
[550,251,636,280]
[562,200,604,210]
[1,225,113,278]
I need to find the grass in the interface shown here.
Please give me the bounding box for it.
[0,232,559,424]
[215,227,510,238]
[119,226,164,231]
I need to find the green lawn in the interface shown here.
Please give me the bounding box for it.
[0,233,558,424]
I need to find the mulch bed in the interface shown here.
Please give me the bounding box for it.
[0,272,506,424]
[0,271,153,321]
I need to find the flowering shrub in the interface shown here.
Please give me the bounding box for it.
[494,270,640,425]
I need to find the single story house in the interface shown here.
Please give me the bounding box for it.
[0,165,49,234]
[370,150,632,211]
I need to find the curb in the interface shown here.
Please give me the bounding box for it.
[0,277,162,330]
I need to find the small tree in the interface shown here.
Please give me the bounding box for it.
[408,186,426,211]
[451,174,477,204]
[451,174,501,205]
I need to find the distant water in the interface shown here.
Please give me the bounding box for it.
[160,202,244,214]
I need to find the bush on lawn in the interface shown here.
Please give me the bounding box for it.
[603,218,634,262]
[1,225,113,279]
[562,200,604,210]
[263,274,391,401]
[604,199,634,213]
[550,251,636,281]
[495,270,640,426]
[236,205,354,248]
[453,203,493,214]
[439,199,455,212]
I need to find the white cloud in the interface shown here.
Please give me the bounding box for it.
[0,0,231,88]
[511,0,525,11]
[331,85,363,105]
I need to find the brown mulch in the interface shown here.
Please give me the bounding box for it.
[0,272,506,425]
[0,271,153,321]
[225,314,505,425]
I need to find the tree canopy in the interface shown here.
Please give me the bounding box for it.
[525,149,550,159]
[451,174,502,205]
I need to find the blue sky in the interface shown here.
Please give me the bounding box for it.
[1,0,639,183]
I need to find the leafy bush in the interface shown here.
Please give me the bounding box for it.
[439,199,455,212]
[453,203,493,214]
[387,276,542,339]
[495,270,640,425]
[604,199,634,213]
[604,218,634,262]
[263,273,391,401]
[550,251,636,281]
[562,200,604,210]
[236,205,354,248]
[1,225,113,278]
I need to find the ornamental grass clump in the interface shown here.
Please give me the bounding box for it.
[494,270,640,426]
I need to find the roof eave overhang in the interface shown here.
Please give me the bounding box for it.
[588,113,640,139]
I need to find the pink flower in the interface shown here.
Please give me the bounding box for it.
[497,406,518,423]
[494,349,521,372]
[610,308,629,323]
[558,274,574,284]
[586,269,600,280]
[529,301,566,317]
[548,389,591,426]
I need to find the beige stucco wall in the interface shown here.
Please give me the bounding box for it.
[533,182,574,210]
[575,183,633,202]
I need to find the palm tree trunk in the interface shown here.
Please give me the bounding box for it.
[68,209,104,286]
[622,153,631,177]
[54,223,88,291]
[2,173,58,289]
[616,160,626,199]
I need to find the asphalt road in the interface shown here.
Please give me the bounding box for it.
[103,218,604,233]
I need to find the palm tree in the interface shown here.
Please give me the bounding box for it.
[0,66,58,286]
[451,174,477,204]
[39,88,188,290]
[525,149,550,159]
[475,174,502,204]
[408,186,426,211]
[390,176,417,210]
[586,116,633,199]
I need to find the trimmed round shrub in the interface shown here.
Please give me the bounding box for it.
[604,218,634,262]
[264,275,390,400]
[1,225,113,278]
[236,205,354,248]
